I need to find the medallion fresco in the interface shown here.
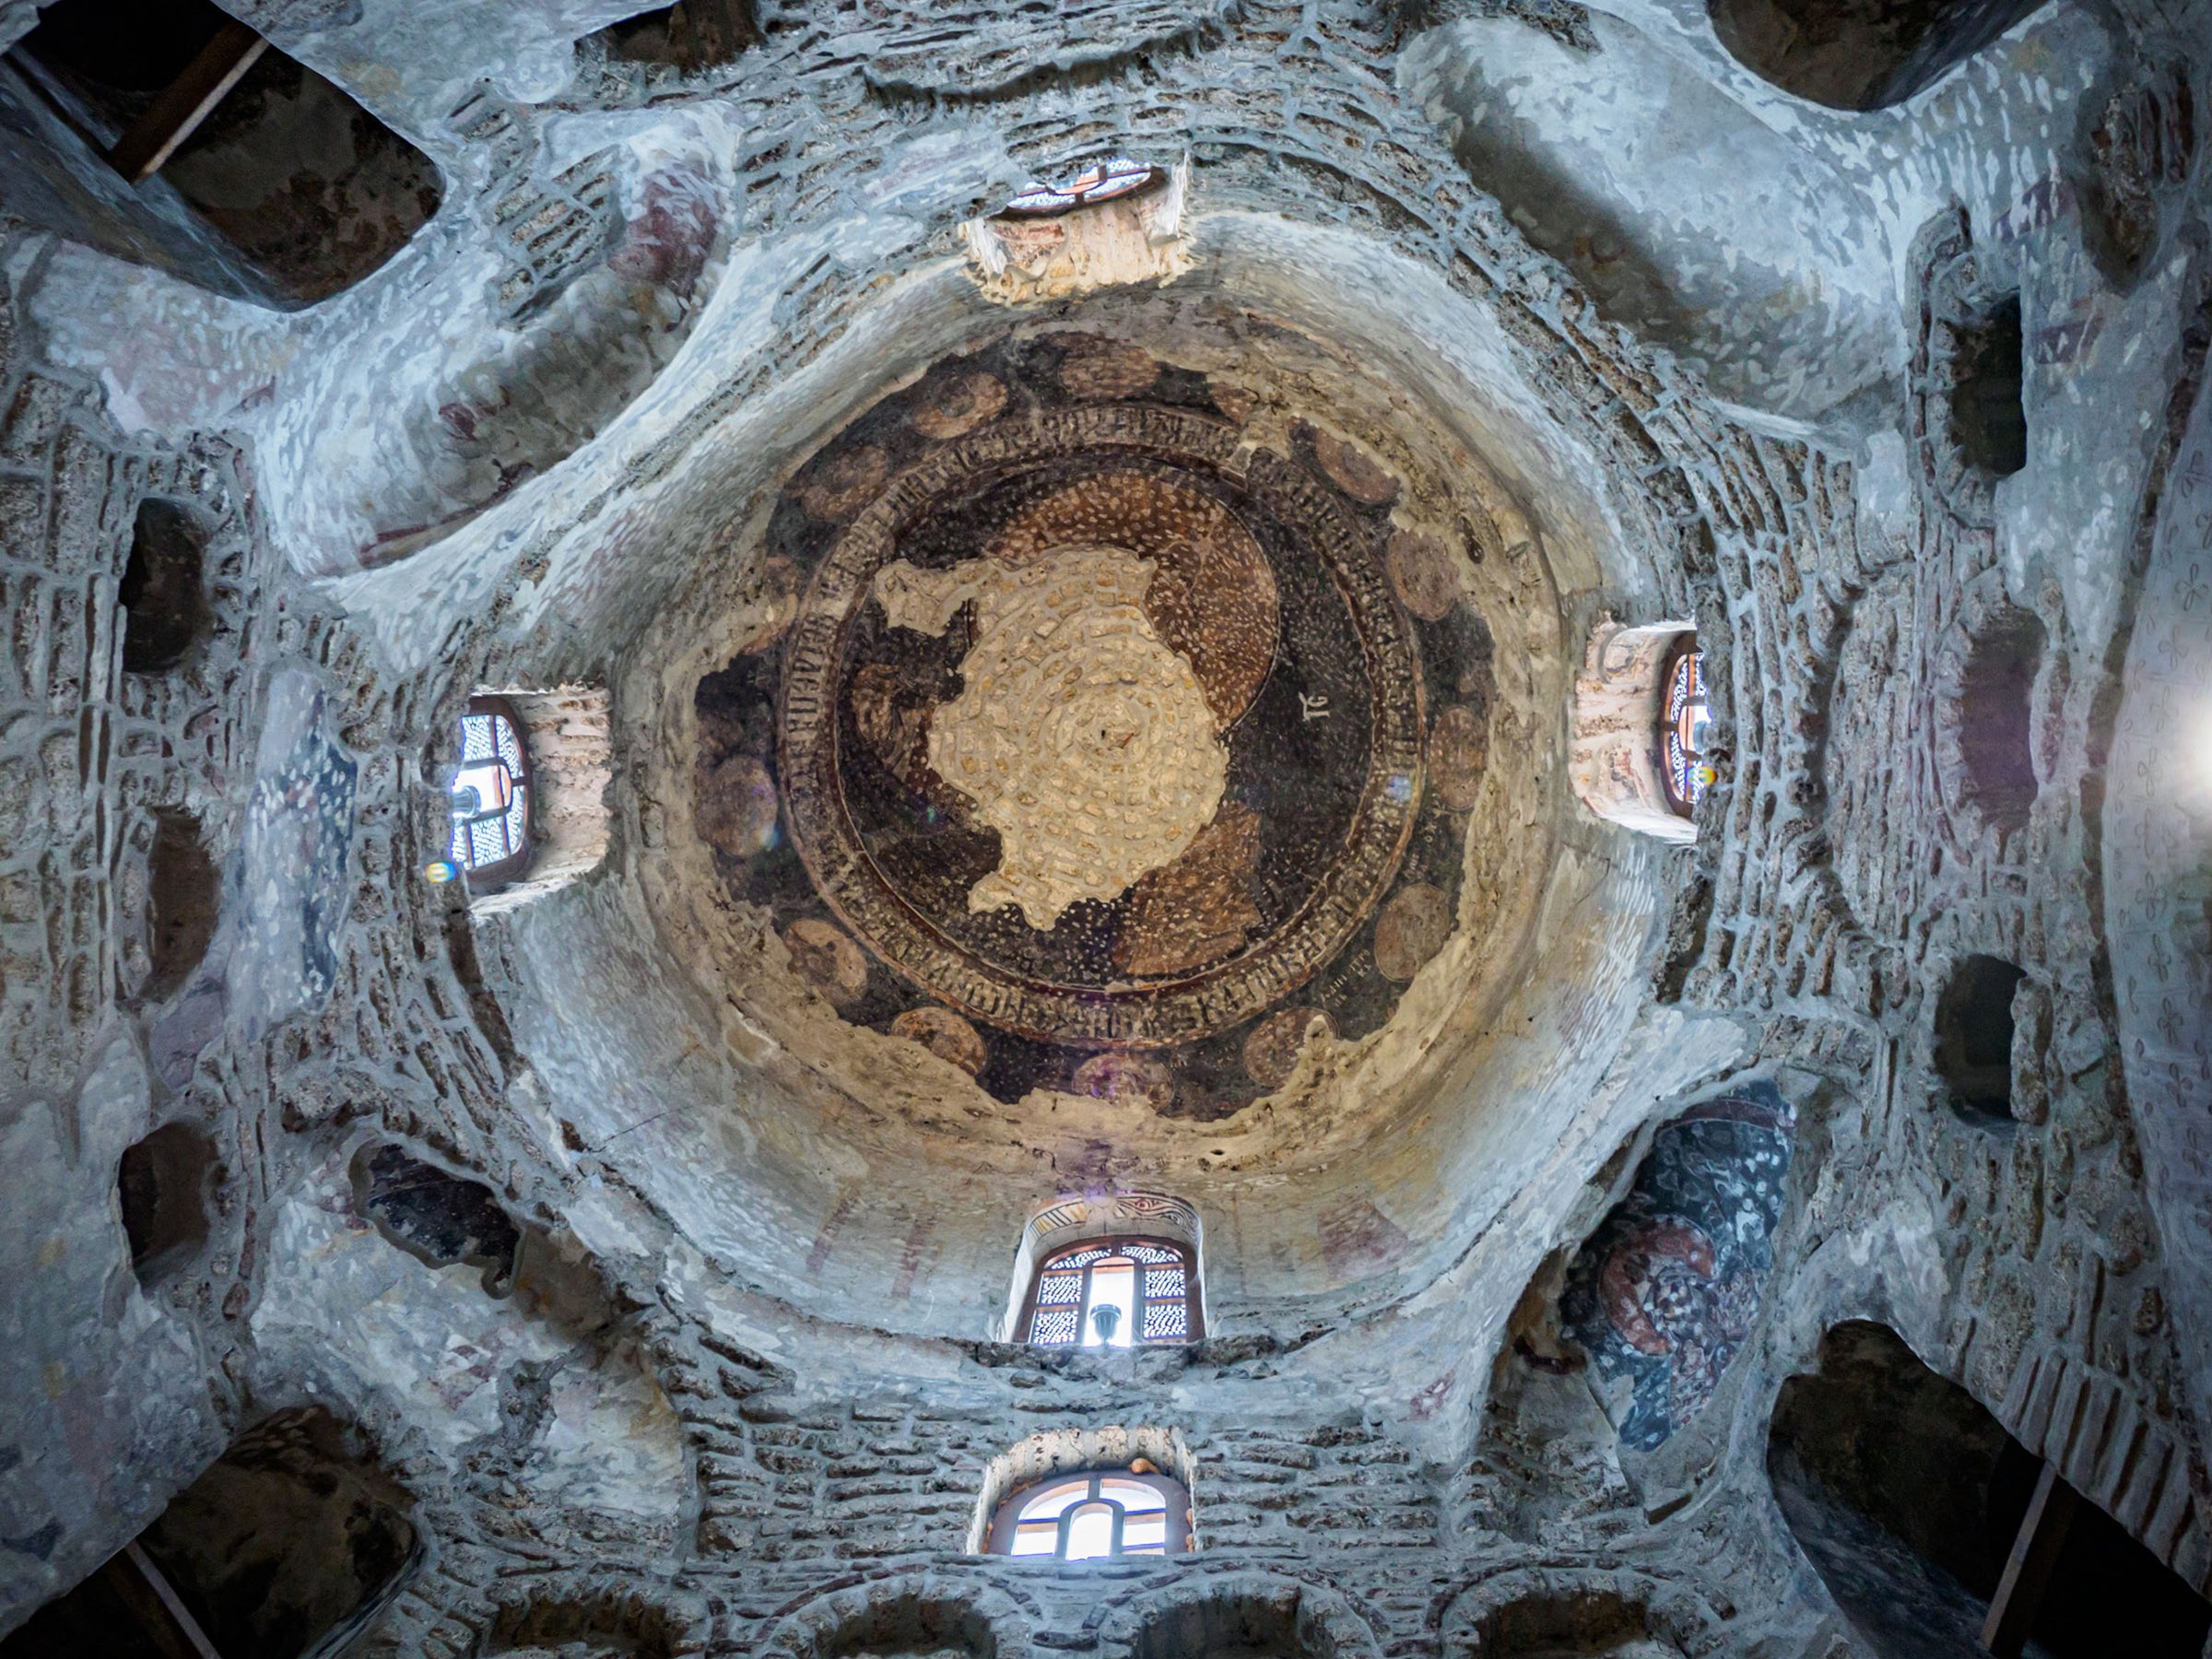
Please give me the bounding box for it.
[695,335,1496,1116]
[1561,1081,1797,1451]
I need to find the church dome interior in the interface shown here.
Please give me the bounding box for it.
[0,0,2209,1653]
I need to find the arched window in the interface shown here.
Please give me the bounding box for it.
[1660,641,1713,814]
[1001,156,1167,218]
[1019,1237,1200,1347]
[986,1467,1194,1560]
[450,696,532,888]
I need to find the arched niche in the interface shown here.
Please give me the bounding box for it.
[1931,953,2029,1125]
[1569,618,1705,843]
[1934,586,2049,837]
[134,806,221,1002]
[0,0,441,307]
[997,1192,1204,1343]
[351,1143,524,1295]
[1912,212,2030,530]
[1559,1079,1797,1453]
[759,1579,1036,1659]
[1100,1573,1384,1659]
[581,0,759,75]
[1768,1322,2212,1657]
[966,1427,1196,1557]
[116,1119,218,1291]
[1440,1567,1718,1656]
[118,499,211,676]
[1,1406,418,1658]
[1708,0,2050,112]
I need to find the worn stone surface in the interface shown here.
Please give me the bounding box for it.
[0,0,2206,1653]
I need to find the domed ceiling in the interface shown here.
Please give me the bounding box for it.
[693,333,1496,1120]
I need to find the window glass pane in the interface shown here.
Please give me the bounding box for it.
[1121,1513,1168,1549]
[1142,1300,1189,1341]
[1035,1271,1084,1306]
[1064,1500,1117,1561]
[1664,648,1712,808]
[1010,1521,1058,1557]
[1082,1258,1137,1348]
[469,818,510,866]
[1018,1478,1093,1522]
[1144,1264,1185,1299]
[1097,1478,1160,1508]
[461,713,494,762]
[1029,1306,1078,1346]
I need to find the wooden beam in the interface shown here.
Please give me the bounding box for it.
[98,1541,224,1659]
[107,18,267,183]
[1981,1460,2080,1657]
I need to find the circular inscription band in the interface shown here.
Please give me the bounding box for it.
[778,405,1425,1049]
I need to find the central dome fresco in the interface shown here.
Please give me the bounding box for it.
[695,332,1498,1118]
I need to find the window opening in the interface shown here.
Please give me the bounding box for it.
[1953,603,2045,830]
[1935,954,2027,1123]
[1950,291,2028,479]
[1660,641,1713,814]
[594,0,759,71]
[5,0,441,306]
[0,1407,418,1659]
[1019,1236,1199,1348]
[1000,156,1167,218]
[1769,1322,2212,1658]
[986,1468,1193,1561]
[1707,0,2051,112]
[117,1121,217,1290]
[118,499,211,675]
[448,696,532,890]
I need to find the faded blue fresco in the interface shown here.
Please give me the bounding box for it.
[1562,1079,1796,1452]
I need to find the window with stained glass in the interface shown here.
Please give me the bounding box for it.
[1661,642,1714,814]
[450,697,532,888]
[985,1468,1193,1561]
[1000,156,1166,218]
[1019,1236,1198,1348]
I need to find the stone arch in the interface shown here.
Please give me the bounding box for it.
[759,1577,1038,1658]
[1570,618,1700,843]
[1912,211,2029,531]
[1707,0,2050,112]
[1767,1321,2212,1654]
[1440,1565,1723,1655]
[1097,1571,1384,1659]
[457,684,613,916]
[968,1427,1199,1556]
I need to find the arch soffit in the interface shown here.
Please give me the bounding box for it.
[1088,1567,1388,1659]
[758,1573,1042,1659]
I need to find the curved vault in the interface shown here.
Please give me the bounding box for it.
[462,207,1744,1371]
